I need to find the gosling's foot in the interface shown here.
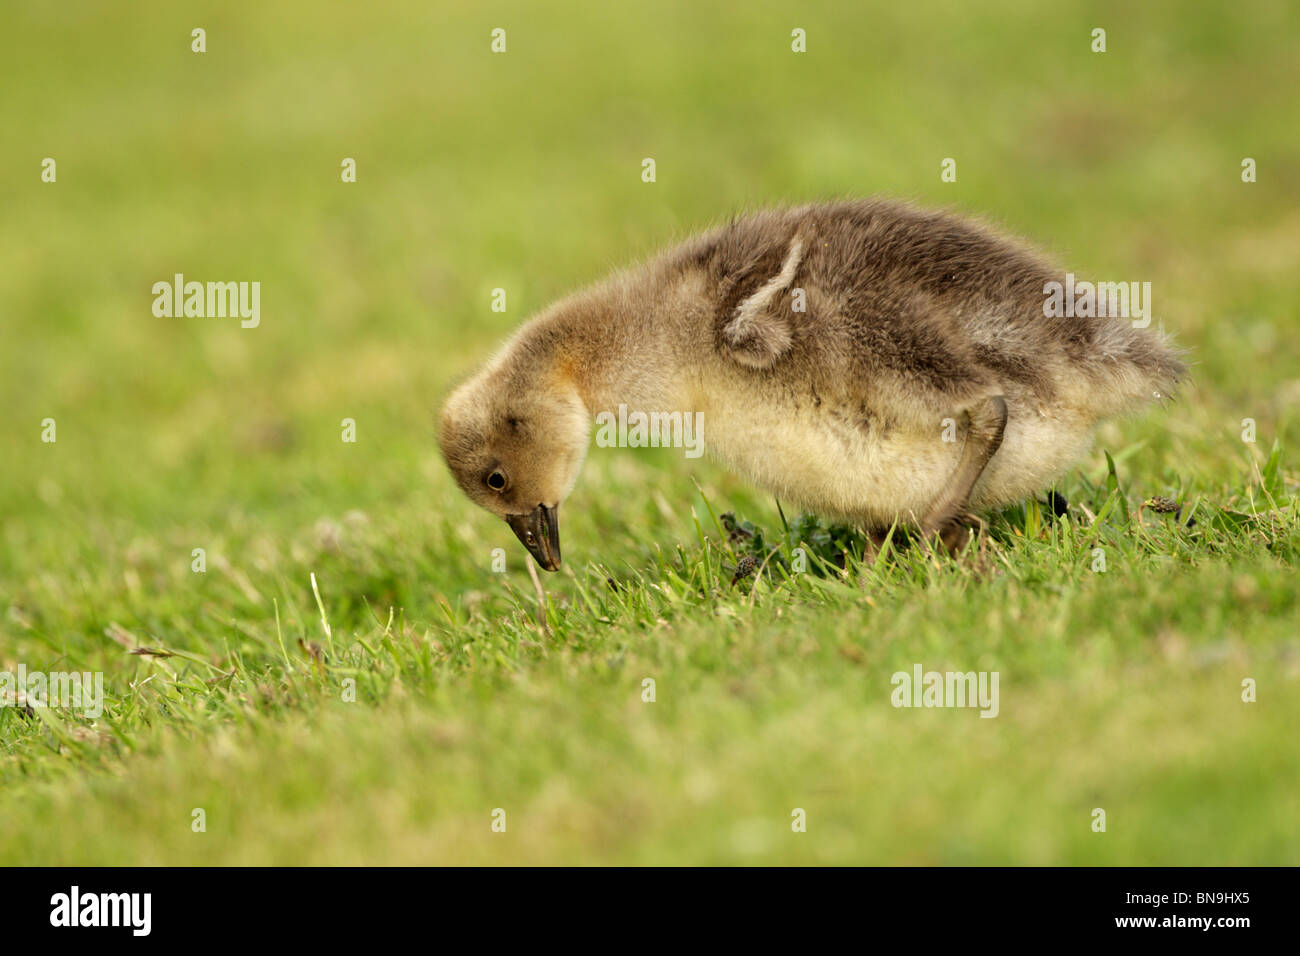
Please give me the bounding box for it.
[928,512,986,556]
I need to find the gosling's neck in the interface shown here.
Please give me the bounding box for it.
[512,280,692,418]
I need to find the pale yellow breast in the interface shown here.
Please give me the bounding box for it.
[694,379,1098,525]
[697,386,961,525]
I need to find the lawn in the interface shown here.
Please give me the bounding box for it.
[1,0,1297,865]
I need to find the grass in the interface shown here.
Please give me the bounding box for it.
[1,0,1298,865]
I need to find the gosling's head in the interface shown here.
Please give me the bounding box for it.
[438,363,589,571]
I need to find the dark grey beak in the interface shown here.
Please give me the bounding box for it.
[505,504,561,571]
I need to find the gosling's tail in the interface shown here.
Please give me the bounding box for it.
[1086,319,1187,415]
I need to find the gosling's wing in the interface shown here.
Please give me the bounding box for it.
[719,232,806,368]
[702,221,806,370]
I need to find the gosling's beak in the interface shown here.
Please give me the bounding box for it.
[505,504,561,571]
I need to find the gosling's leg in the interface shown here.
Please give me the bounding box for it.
[921,395,1008,551]
[860,526,892,563]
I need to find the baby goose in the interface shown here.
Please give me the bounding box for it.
[439,198,1183,568]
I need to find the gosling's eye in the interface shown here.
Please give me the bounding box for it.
[486,470,508,492]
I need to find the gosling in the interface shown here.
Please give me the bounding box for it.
[439,198,1184,569]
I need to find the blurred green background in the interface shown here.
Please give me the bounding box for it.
[1,0,1296,864]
